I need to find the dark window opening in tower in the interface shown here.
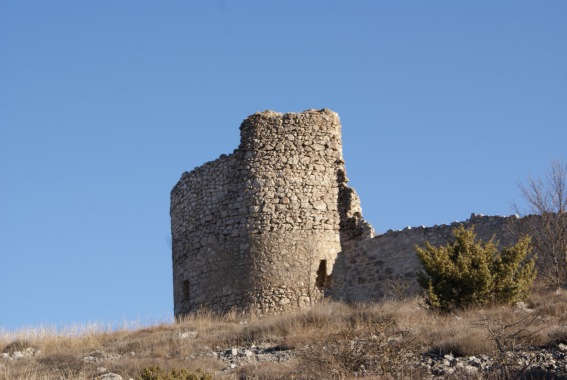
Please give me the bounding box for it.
[316,260,327,289]
[182,280,190,302]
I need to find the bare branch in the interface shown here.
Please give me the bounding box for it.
[514,159,567,287]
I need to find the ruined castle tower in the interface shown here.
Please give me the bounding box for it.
[170,109,372,317]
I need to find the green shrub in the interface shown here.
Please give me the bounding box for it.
[415,225,537,311]
[138,365,213,380]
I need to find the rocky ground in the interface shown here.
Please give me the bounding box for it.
[4,291,567,379]
[4,335,567,379]
[205,342,567,379]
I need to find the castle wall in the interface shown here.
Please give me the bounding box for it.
[171,152,255,316]
[330,214,526,302]
[171,109,367,317]
[171,108,544,316]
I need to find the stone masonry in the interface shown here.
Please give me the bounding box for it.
[171,109,538,318]
[170,109,372,317]
[330,213,527,302]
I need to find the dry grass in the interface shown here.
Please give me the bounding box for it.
[3,286,567,379]
[232,361,299,380]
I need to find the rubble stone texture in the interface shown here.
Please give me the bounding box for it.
[330,214,526,302]
[171,109,538,318]
[171,109,372,317]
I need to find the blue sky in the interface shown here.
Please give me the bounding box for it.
[1,0,566,331]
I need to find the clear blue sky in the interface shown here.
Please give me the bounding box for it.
[1,0,566,331]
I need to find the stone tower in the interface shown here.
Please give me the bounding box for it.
[170,109,372,317]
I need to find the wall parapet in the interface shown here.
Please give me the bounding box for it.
[329,213,532,303]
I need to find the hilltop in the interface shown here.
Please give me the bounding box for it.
[3,285,567,379]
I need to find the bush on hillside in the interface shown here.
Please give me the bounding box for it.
[415,225,537,311]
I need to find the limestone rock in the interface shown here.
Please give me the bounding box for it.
[98,374,122,380]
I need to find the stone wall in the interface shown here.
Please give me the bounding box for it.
[329,214,531,302]
[171,108,546,317]
[171,109,370,317]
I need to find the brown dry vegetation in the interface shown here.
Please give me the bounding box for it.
[3,285,567,380]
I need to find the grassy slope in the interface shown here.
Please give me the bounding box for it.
[3,285,567,380]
